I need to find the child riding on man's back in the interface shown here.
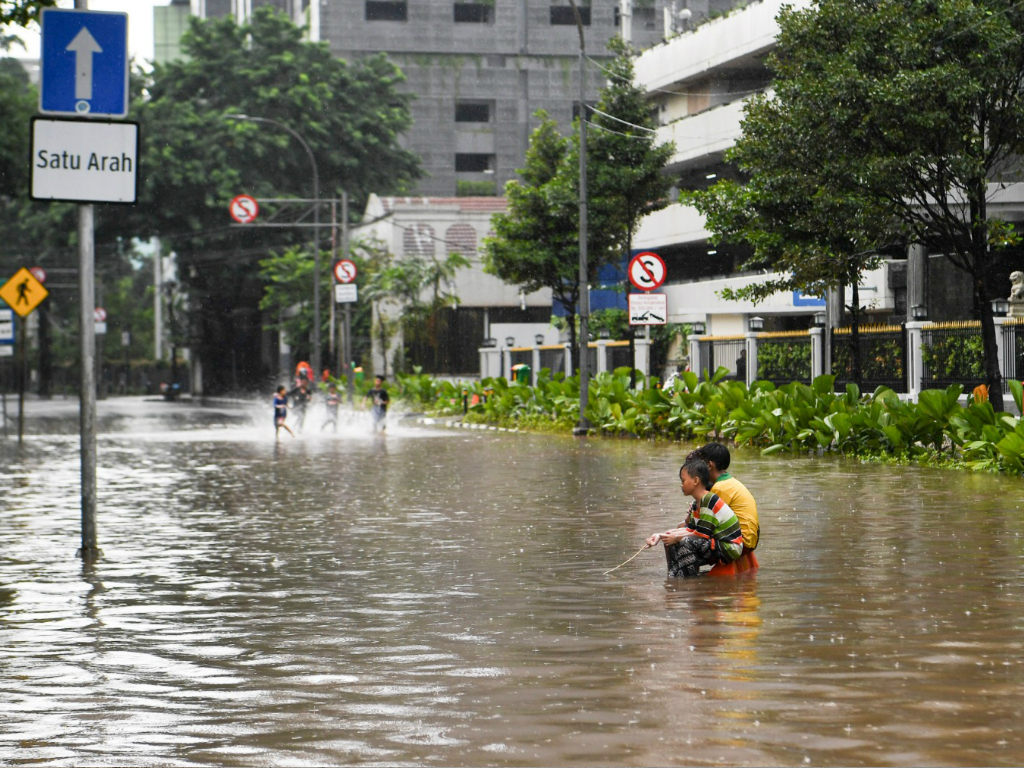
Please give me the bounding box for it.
[646,457,744,577]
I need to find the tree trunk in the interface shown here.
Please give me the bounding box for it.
[975,274,1004,412]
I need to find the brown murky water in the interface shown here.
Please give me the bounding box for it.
[2,398,1024,766]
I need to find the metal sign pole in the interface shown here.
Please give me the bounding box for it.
[79,202,98,558]
[329,200,337,368]
[17,318,26,444]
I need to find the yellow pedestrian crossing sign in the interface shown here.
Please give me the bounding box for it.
[0,267,50,318]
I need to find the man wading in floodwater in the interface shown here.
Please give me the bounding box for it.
[364,375,389,433]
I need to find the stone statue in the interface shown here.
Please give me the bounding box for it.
[1010,271,1024,318]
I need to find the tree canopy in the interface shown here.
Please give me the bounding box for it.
[0,0,55,27]
[484,39,673,351]
[690,0,1024,407]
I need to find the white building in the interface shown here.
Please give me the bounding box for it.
[358,194,554,375]
[633,0,900,337]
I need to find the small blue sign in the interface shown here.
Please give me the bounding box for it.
[40,9,128,118]
[793,290,826,307]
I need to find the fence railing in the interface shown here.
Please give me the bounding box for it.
[607,341,633,372]
[1002,318,1024,382]
[757,330,812,386]
[698,336,747,381]
[920,320,986,391]
[832,323,907,393]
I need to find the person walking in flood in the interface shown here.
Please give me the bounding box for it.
[321,382,341,433]
[646,457,744,577]
[272,386,294,439]
[288,378,313,432]
[364,375,390,432]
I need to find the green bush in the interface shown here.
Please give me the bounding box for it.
[757,339,811,381]
[399,366,1024,476]
[922,333,986,380]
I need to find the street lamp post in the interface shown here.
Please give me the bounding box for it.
[567,0,591,434]
[225,114,322,380]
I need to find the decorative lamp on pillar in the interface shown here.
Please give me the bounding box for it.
[812,312,827,328]
[991,297,1010,317]
[505,336,515,348]
[599,328,610,339]
[482,337,497,348]
[691,320,706,335]
[748,316,765,332]
[535,333,545,346]
[911,304,928,321]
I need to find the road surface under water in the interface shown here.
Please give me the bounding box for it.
[2,397,1024,767]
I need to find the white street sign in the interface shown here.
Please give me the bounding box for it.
[95,321,107,335]
[0,309,13,343]
[0,345,13,357]
[628,293,668,325]
[335,284,358,303]
[333,259,357,284]
[31,117,139,204]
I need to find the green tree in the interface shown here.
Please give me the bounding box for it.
[0,0,55,26]
[485,40,673,356]
[132,7,420,392]
[694,0,1024,409]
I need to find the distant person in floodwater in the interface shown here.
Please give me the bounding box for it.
[691,443,759,554]
[272,386,294,439]
[365,375,390,432]
[288,379,312,432]
[646,457,744,577]
[321,382,341,433]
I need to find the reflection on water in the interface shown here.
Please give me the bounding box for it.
[2,398,1024,766]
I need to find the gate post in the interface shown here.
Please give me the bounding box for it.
[745,332,758,387]
[906,321,925,399]
[810,327,825,379]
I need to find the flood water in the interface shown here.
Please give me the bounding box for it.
[2,397,1024,767]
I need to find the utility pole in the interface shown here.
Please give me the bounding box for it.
[329,200,337,370]
[568,0,591,434]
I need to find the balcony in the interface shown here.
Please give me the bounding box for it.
[636,0,811,93]
[656,98,749,171]
[634,202,707,250]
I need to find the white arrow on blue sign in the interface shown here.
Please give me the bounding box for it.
[40,9,128,118]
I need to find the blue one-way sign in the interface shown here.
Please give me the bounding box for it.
[40,9,128,118]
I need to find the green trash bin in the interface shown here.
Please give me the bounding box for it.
[512,363,531,385]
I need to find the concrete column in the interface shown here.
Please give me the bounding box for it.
[906,321,925,398]
[634,337,650,385]
[995,317,1007,381]
[564,343,572,378]
[810,327,825,380]
[502,347,512,381]
[689,336,702,376]
[745,332,758,387]
[596,339,608,375]
[531,346,541,386]
[907,244,928,321]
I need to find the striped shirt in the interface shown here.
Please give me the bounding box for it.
[686,491,744,563]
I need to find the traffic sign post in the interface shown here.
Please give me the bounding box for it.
[333,259,357,284]
[229,194,259,224]
[334,284,358,303]
[628,293,668,325]
[0,267,50,318]
[628,251,667,292]
[40,9,128,118]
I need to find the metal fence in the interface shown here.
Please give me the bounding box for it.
[757,331,812,386]
[538,346,568,377]
[1002,319,1024,382]
[832,324,907,393]
[920,320,986,391]
[607,341,633,372]
[697,336,747,381]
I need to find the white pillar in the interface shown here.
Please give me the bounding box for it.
[745,332,758,387]
[532,346,541,386]
[503,346,512,381]
[995,316,1007,381]
[810,327,825,380]
[906,321,925,399]
[689,335,702,375]
[564,343,572,378]
[596,339,608,375]
[634,337,650,386]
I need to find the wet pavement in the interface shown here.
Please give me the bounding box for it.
[2,396,1024,766]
